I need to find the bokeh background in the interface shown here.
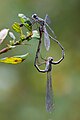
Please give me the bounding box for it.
[0,0,80,120]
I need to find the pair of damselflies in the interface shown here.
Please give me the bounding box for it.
[31,14,65,112]
[18,13,64,112]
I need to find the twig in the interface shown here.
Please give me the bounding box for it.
[0,33,32,55]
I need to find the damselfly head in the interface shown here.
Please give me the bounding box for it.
[32,14,38,19]
[47,57,53,62]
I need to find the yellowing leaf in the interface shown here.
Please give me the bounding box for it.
[0,53,29,64]
[0,57,22,64]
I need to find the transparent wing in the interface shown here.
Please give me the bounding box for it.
[46,23,56,38]
[44,26,50,51]
[44,14,56,38]
[46,71,54,112]
[45,14,51,24]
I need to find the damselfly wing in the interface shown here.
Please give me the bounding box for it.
[44,14,56,38]
[44,25,50,51]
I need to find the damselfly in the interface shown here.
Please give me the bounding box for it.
[34,26,65,112]
[35,56,55,112]
[32,14,56,51]
[34,55,64,112]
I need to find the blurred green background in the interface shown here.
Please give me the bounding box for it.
[0,0,80,120]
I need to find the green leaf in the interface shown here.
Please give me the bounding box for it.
[20,34,26,40]
[0,53,29,64]
[12,22,21,33]
[14,53,29,60]
[18,14,28,23]
[0,29,9,44]
[18,13,32,31]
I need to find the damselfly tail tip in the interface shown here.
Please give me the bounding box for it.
[46,103,55,112]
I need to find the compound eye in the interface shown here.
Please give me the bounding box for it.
[32,14,37,18]
[51,58,53,61]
